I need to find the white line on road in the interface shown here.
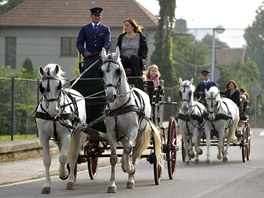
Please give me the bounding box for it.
[260,131,264,136]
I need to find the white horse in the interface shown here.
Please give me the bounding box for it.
[177,78,210,165]
[204,86,240,162]
[99,47,163,193]
[35,63,87,193]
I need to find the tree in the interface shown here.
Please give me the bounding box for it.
[244,2,264,119]
[172,33,209,84]
[201,34,230,48]
[151,0,176,87]
[0,0,25,15]
[22,57,33,73]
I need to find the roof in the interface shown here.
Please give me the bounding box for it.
[208,48,246,66]
[0,0,158,27]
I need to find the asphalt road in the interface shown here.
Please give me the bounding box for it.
[1,128,264,198]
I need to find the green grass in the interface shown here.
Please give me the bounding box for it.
[0,134,37,142]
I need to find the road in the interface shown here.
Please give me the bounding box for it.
[1,128,264,198]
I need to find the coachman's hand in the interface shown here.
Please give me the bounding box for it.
[84,52,92,57]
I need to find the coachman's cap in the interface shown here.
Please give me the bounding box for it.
[90,7,103,16]
[201,70,210,75]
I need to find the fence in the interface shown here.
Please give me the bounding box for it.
[0,77,180,141]
[0,77,39,140]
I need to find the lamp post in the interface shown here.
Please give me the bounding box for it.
[211,25,225,81]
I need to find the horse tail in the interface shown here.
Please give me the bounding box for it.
[139,121,163,167]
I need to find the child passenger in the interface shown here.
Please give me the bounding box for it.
[146,64,161,87]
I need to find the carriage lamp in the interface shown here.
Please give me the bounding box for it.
[211,25,225,81]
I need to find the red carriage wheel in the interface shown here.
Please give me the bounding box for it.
[166,117,177,179]
[241,127,246,162]
[246,123,251,161]
[87,156,98,180]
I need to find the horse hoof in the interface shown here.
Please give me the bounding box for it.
[41,186,51,194]
[127,181,135,189]
[194,159,199,164]
[67,182,75,190]
[59,174,68,180]
[217,155,222,160]
[107,186,117,193]
[206,159,212,164]
[185,161,190,166]
[223,157,228,162]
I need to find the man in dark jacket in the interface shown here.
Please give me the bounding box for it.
[76,7,111,78]
[194,70,217,105]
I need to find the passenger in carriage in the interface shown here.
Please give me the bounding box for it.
[240,88,250,120]
[194,70,217,105]
[145,64,161,87]
[116,18,148,76]
[220,80,241,108]
[76,7,111,78]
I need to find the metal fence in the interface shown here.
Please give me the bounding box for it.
[0,77,39,140]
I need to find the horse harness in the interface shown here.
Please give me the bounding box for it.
[102,57,148,141]
[204,100,233,133]
[35,74,80,141]
[176,104,204,136]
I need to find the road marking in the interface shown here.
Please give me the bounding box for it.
[260,131,264,136]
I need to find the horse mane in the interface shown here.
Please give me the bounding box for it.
[42,63,66,85]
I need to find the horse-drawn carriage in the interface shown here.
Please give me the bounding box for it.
[35,48,178,194]
[177,78,251,165]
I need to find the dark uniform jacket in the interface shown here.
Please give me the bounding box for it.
[76,23,111,56]
[194,81,217,105]
[76,23,111,78]
[220,89,241,108]
[116,32,148,69]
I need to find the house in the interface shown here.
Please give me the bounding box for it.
[213,48,246,66]
[0,0,158,78]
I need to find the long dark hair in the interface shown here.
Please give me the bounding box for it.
[123,18,142,33]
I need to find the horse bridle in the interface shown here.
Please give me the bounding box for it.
[179,85,192,104]
[100,58,122,93]
[206,92,220,115]
[39,72,62,108]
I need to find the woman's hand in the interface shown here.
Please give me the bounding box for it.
[141,59,147,65]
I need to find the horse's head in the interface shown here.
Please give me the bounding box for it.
[39,64,65,117]
[100,47,126,103]
[179,77,195,112]
[205,86,221,120]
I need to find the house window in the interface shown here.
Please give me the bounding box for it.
[61,37,77,56]
[5,37,16,69]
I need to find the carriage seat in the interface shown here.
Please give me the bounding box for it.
[124,68,144,77]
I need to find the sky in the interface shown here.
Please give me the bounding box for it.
[136,0,263,47]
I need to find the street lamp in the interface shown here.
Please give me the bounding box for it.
[211,25,225,81]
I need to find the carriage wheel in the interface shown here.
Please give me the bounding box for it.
[181,139,186,162]
[87,156,98,180]
[241,128,246,163]
[153,134,162,185]
[166,117,177,179]
[153,156,162,185]
[246,123,251,161]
